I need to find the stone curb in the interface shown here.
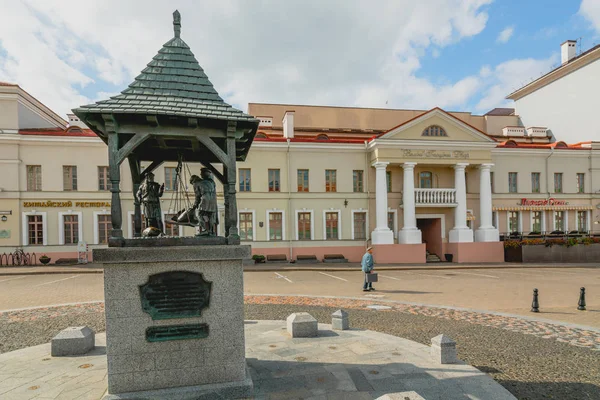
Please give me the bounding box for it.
[1,263,597,276]
[248,293,600,334]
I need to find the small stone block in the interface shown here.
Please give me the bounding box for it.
[51,326,95,357]
[331,309,349,330]
[375,391,426,400]
[430,334,458,364]
[286,312,317,338]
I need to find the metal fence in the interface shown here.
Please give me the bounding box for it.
[500,230,600,241]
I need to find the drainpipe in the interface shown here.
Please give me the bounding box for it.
[365,140,371,247]
[545,147,554,233]
[287,138,292,262]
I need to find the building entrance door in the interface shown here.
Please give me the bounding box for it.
[416,217,443,260]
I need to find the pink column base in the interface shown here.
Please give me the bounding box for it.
[372,244,426,264]
[444,242,504,263]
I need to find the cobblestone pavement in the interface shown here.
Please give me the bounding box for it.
[244,295,600,351]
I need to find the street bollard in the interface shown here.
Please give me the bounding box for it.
[578,287,586,311]
[531,288,539,313]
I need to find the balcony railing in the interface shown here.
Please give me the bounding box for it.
[414,188,457,206]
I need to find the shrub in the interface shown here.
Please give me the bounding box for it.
[504,240,522,249]
[565,238,578,247]
[545,239,566,247]
[522,238,544,246]
[252,254,266,263]
[581,237,594,245]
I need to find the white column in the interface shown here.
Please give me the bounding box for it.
[449,163,473,243]
[398,162,422,244]
[475,163,499,242]
[371,162,394,244]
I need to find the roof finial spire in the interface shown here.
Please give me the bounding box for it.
[173,10,181,38]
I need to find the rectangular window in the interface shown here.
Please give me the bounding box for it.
[268,169,280,192]
[63,166,78,191]
[531,172,540,193]
[63,214,79,244]
[508,211,519,233]
[98,166,109,191]
[164,167,178,191]
[353,170,364,192]
[388,212,395,232]
[531,211,542,233]
[98,214,112,244]
[508,172,517,193]
[27,215,43,245]
[554,173,563,193]
[577,211,587,232]
[554,211,565,231]
[325,170,337,192]
[269,212,283,240]
[492,211,497,229]
[325,212,339,240]
[297,169,309,192]
[353,212,367,240]
[27,165,42,191]
[164,214,179,237]
[297,212,311,240]
[239,169,251,192]
[239,212,253,241]
[386,171,392,193]
[576,173,585,193]
[490,172,495,193]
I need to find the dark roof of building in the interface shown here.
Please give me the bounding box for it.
[484,107,515,116]
[73,11,256,123]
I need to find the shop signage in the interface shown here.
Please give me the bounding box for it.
[402,149,470,159]
[519,198,569,206]
[0,230,10,239]
[22,201,111,208]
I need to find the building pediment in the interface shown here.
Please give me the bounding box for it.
[378,108,496,143]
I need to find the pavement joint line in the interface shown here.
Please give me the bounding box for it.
[0,276,28,283]
[449,271,500,279]
[249,293,600,334]
[274,272,293,283]
[402,271,452,279]
[32,274,81,287]
[318,271,348,282]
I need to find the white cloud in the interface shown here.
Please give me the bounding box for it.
[479,65,492,77]
[497,26,514,43]
[0,0,494,117]
[475,54,559,112]
[580,0,600,31]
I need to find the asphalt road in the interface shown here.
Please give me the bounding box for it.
[1,267,599,327]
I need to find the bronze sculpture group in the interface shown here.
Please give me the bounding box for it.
[137,168,218,237]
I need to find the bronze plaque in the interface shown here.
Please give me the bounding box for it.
[146,324,209,342]
[139,271,211,320]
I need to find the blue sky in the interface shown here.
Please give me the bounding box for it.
[1,0,600,118]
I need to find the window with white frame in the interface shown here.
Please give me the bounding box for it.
[508,172,517,193]
[576,173,585,193]
[531,211,542,233]
[98,166,109,191]
[63,166,78,191]
[269,212,283,240]
[97,214,112,244]
[554,211,565,231]
[27,214,44,245]
[27,165,42,191]
[554,173,563,193]
[239,212,253,241]
[577,211,588,232]
[325,211,340,240]
[63,214,79,244]
[508,211,520,233]
[353,212,367,240]
[297,212,311,240]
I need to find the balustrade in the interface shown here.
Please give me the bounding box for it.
[414,188,457,206]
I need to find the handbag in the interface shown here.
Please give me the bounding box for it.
[366,272,378,282]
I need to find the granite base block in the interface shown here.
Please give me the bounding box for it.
[286,312,318,338]
[103,366,253,400]
[51,326,95,357]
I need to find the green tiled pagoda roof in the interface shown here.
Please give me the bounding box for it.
[73,11,256,123]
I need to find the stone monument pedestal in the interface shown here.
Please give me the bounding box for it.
[94,245,252,399]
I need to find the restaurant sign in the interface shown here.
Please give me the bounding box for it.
[519,198,569,206]
[402,149,469,159]
[22,201,111,208]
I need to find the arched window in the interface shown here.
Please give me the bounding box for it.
[316,134,330,141]
[554,141,568,148]
[419,171,433,188]
[422,125,447,137]
[503,140,518,147]
[66,126,82,133]
[255,132,268,139]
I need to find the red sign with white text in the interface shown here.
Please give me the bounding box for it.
[519,198,569,206]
